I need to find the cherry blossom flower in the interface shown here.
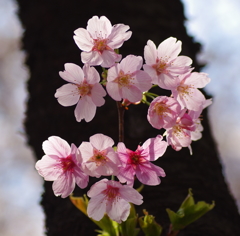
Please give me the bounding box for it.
[35,136,89,198]
[87,179,143,223]
[147,96,181,129]
[106,55,152,103]
[73,16,132,67]
[143,38,192,89]
[117,135,167,186]
[55,63,106,122]
[79,133,120,177]
[171,72,211,111]
[165,111,196,151]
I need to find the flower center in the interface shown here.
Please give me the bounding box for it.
[154,102,170,117]
[152,58,168,75]
[103,184,120,201]
[177,84,193,97]
[89,149,108,166]
[92,38,110,54]
[115,71,134,88]
[78,82,92,96]
[128,151,145,167]
[61,155,75,172]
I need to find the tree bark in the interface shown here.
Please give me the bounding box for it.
[17,0,240,235]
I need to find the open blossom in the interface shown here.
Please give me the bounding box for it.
[147,96,181,129]
[87,179,143,223]
[35,136,89,198]
[73,16,132,67]
[143,38,192,89]
[106,55,152,103]
[171,72,211,111]
[79,133,120,177]
[117,135,167,186]
[166,111,196,151]
[55,63,106,122]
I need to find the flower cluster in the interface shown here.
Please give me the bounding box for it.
[37,16,211,224]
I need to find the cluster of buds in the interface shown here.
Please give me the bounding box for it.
[36,16,211,224]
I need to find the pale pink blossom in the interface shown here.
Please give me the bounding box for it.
[171,72,211,111]
[106,55,152,103]
[147,96,181,129]
[35,136,89,198]
[87,179,143,223]
[55,63,106,122]
[117,135,167,186]
[73,16,132,67]
[166,111,196,151]
[143,38,192,89]
[79,133,120,177]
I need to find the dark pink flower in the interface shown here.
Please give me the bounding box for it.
[117,135,167,186]
[87,179,143,223]
[35,136,89,198]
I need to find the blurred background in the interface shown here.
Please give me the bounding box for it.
[0,0,240,235]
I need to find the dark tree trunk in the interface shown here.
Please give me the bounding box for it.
[17,0,240,235]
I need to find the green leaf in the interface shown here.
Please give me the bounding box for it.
[119,204,140,236]
[166,189,215,232]
[138,209,162,236]
[70,194,119,236]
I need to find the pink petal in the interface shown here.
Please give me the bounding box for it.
[119,185,143,205]
[87,193,107,221]
[136,164,160,186]
[101,50,122,68]
[42,136,71,158]
[78,142,94,162]
[91,83,106,106]
[55,84,80,106]
[83,64,100,84]
[108,24,132,48]
[120,55,143,72]
[144,40,157,65]
[60,63,85,84]
[185,72,210,88]
[122,85,142,103]
[87,179,108,197]
[106,81,122,101]
[35,155,62,181]
[87,16,112,38]
[81,51,103,66]
[89,133,114,150]
[107,64,119,82]
[52,172,75,198]
[73,28,93,51]
[172,55,192,67]
[133,70,152,92]
[158,37,181,61]
[107,198,130,223]
[73,167,89,189]
[142,135,168,161]
[74,96,96,122]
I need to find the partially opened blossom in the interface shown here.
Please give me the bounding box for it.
[171,72,211,111]
[117,135,167,186]
[35,136,89,198]
[106,55,152,103]
[79,133,120,177]
[166,111,196,151]
[55,63,106,122]
[147,96,181,129]
[87,179,143,223]
[143,38,192,89]
[74,16,132,67]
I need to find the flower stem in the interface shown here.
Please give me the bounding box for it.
[116,101,125,143]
